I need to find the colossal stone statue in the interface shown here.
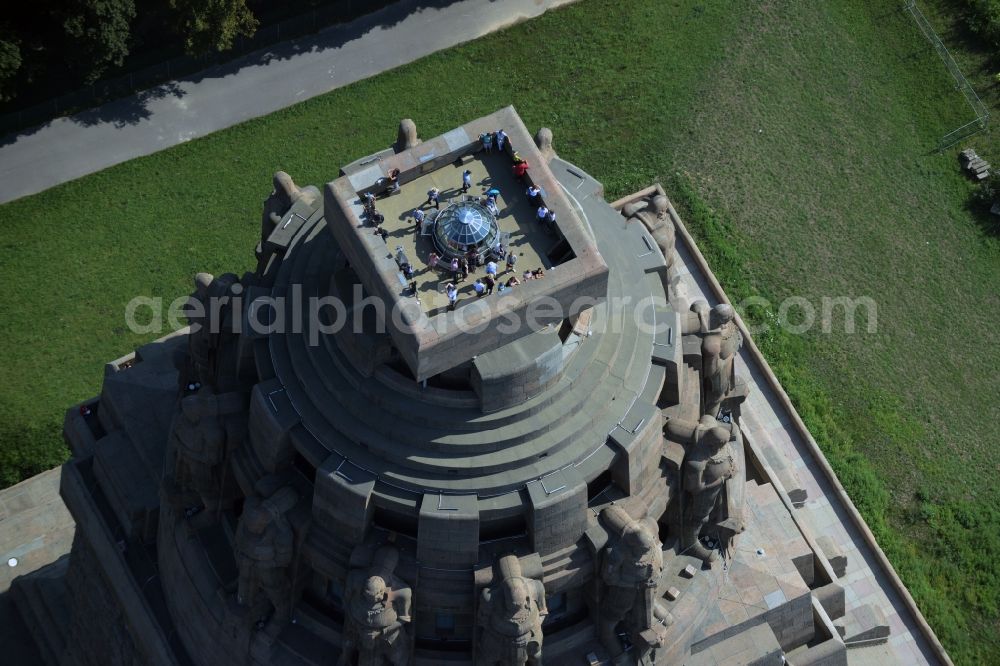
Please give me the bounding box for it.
[185,271,242,391]
[682,301,747,418]
[534,127,554,161]
[234,486,297,629]
[667,416,737,564]
[623,194,676,275]
[596,506,667,662]
[167,387,247,514]
[475,555,547,666]
[395,119,420,152]
[339,546,413,666]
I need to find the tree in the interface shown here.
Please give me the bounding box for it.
[169,0,259,57]
[63,0,136,84]
[0,36,21,102]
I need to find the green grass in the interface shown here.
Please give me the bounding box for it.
[0,0,998,661]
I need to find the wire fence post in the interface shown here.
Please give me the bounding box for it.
[904,0,990,150]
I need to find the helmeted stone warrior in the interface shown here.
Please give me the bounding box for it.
[597,506,666,661]
[168,386,247,512]
[476,555,547,666]
[339,546,412,666]
[395,119,420,152]
[623,194,676,275]
[683,301,746,418]
[185,271,242,391]
[667,415,736,563]
[234,486,297,628]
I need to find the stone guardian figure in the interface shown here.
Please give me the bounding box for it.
[168,386,247,517]
[623,194,676,276]
[234,486,298,629]
[682,301,747,418]
[185,271,242,391]
[596,506,666,662]
[475,555,547,666]
[339,546,413,666]
[667,416,737,564]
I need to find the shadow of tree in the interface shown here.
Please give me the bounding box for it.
[0,0,502,146]
[72,82,186,128]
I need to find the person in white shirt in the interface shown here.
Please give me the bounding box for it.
[496,129,508,151]
[462,170,472,193]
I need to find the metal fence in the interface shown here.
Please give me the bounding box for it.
[904,0,990,150]
[0,0,397,136]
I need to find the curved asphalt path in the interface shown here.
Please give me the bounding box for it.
[0,0,579,204]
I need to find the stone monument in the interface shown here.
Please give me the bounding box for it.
[8,107,921,666]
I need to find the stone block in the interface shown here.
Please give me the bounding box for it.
[836,603,889,646]
[417,493,479,568]
[666,586,680,601]
[526,467,587,552]
[93,431,159,543]
[785,637,847,666]
[247,379,300,473]
[610,401,661,495]
[312,455,377,546]
[813,583,845,621]
[816,535,847,578]
[687,623,783,666]
[682,564,698,578]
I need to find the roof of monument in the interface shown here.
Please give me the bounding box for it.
[323,106,609,382]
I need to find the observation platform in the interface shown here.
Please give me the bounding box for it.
[365,150,556,316]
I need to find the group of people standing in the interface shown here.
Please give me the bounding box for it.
[441,250,531,311]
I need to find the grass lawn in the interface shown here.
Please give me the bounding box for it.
[0,0,997,661]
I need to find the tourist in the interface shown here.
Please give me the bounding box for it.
[446,283,458,310]
[480,132,493,153]
[496,129,508,152]
[526,185,542,207]
[460,257,469,281]
[363,191,376,211]
[374,226,389,242]
[485,197,500,217]
[506,250,517,273]
[426,187,440,209]
[428,252,440,270]
[484,274,496,295]
[512,160,529,180]
[473,279,486,297]
[371,210,385,226]
[388,168,401,194]
[450,257,460,280]
[462,169,472,193]
[532,267,545,279]
[536,205,549,224]
[485,260,498,277]
[413,207,425,226]
[544,209,557,232]
[486,186,501,199]
[524,269,534,281]
[467,248,481,268]
[507,275,521,288]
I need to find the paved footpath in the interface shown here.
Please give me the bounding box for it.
[0,0,579,204]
